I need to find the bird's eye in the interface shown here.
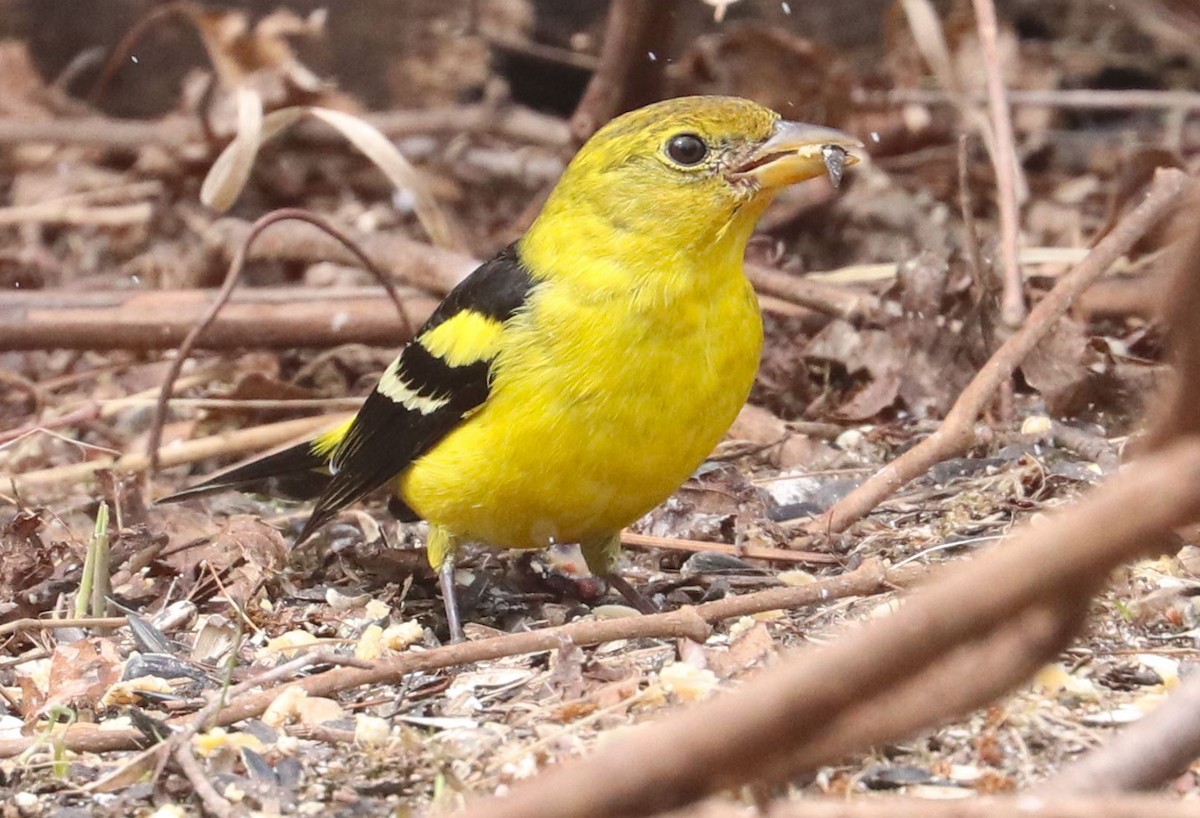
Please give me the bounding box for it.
[666,133,708,166]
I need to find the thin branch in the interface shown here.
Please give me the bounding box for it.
[0,616,127,638]
[971,0,1024,328]
[205,217,476,296]
[745,264,882,325]
[88,2,199,105]
[190,652,370,735]
[172,742,233,818]
[957,134,987,292]
[621,532,837,566]
[0,105,570,149]
[0,202,153,226]
[206,219,881,323]
[0,405,99,446]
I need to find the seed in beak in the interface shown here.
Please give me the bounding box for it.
[822,145,848,189]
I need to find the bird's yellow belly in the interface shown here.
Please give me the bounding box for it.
[398,274,762,550]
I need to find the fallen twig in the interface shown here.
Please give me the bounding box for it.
[621,532,835,566]
[1049,421,1120,472]
[957,134,987,295]
[807,248,1091,285]
[0,404,100,446]
[0,617,127,638]
[815,168,1190,535]
[863,86,1200,112]
[207,219,882,326]
[1074,273,1167,321]
[0,202,153,226]
[172,741,232,818]
[745,264,882,325]
[0,104,569,149]
[0,287,437,352]
[206,217,477,296]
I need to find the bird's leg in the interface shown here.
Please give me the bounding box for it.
[439,556,465,643]
[428,524,465,643]
[581,533,659,614]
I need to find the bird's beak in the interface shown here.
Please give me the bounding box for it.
[730,121,864,190]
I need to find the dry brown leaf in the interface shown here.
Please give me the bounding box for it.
[1020,317,1093,417]
[705,620,777,679]
[32,639,124,719]
[162,515,287,604]
[220,370,318,403]
[836,370,903,421]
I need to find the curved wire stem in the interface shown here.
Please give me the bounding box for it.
[145,207,412,475]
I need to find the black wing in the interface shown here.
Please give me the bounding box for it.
[296,243,535,541]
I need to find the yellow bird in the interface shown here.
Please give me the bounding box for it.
[164,96,860,639]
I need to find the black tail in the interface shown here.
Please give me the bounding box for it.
[156,439,329,504]
[159,434,422,545]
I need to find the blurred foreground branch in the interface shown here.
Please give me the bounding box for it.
[674,795,1200,818]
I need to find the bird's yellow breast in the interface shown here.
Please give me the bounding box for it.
[397,254,763,551]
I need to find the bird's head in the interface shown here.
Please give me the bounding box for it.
[527,96,862,266]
